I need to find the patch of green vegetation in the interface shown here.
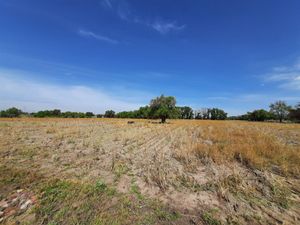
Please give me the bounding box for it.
[202,212,222,225]
[225,215,240,225]
[113,163,130,181]
[235,179,292,210]
[47,222,59,225]
[219,175,241,193]
[154,207,180,221]
[95,180,116,196]
[0,165,41,196]
[270,183,291,209]
[130,183,144,200]
[36,179,117,225]
[0,166,181,225]
[236,191,269,208]
[67,138,75,144]
[35,179,181,225]
[177,175,218,193]
[195,181,218,192]
[20,146,37,159]
[95,180,107,192]
[36,180,72,218]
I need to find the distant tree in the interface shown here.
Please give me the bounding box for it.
[85,112,94,118]
[136,106,150,119]
[149,95,178,123]
[178,106,193,119]
[248,109,273,121]
[235,113,251,121]
[116,111,130,118]
[33,109,60,117]
[96,114,104,118]
[269,101,291,123]
[0,107,23,118]
[104,110,115,118]
[33,110,86,118]
[0,110,7,117]
[289,103,300,122]
[194,110,201,119]
[116,106,150,119]
[52,109,61,117]
[203,108,210,119]
[61,111,73,118]
[210,108,227,120]
[227,116,238,120]
[194,108,210,119]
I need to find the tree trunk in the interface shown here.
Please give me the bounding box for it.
[161,117,166,123]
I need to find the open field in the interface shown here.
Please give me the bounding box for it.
[0,118,300,225]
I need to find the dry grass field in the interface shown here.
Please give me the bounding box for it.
[0,118,300,225]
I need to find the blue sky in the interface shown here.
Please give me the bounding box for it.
[0,0,300,115]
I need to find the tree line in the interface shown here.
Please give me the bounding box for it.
[0,108,96,118]
[230,100,300,123]
[1,96,299,123]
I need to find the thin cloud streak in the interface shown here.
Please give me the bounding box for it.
[264,59,300,90]
[99,0,185,34]
[78,29,119,44]
[151,20,186,34]
[101,0,113,9]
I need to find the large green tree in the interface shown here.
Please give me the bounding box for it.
[269,101,291,123]
[149,95,178,123]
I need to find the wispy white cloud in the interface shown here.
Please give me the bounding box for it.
[99,0,185,34]
[265,59,300,90]
[101,0,113,9]
[151,20,186,34]
[100,0,131,21]
[78,29,119,44]
[0,69,149,113]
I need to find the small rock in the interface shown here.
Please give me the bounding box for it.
[203,140,213,145]
[11,197,19,204]
[16,189,23,193]
[20,200,32,210]
[0,201,9,208]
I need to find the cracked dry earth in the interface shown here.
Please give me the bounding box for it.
[0,118,300,224]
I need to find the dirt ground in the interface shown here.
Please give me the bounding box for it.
[0,118,299,224]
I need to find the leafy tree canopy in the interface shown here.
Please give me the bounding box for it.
[104,110,115,118]
[149,95,179,123]
[269,101,291,123]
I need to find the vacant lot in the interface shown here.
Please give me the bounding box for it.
[0,118,299,224]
